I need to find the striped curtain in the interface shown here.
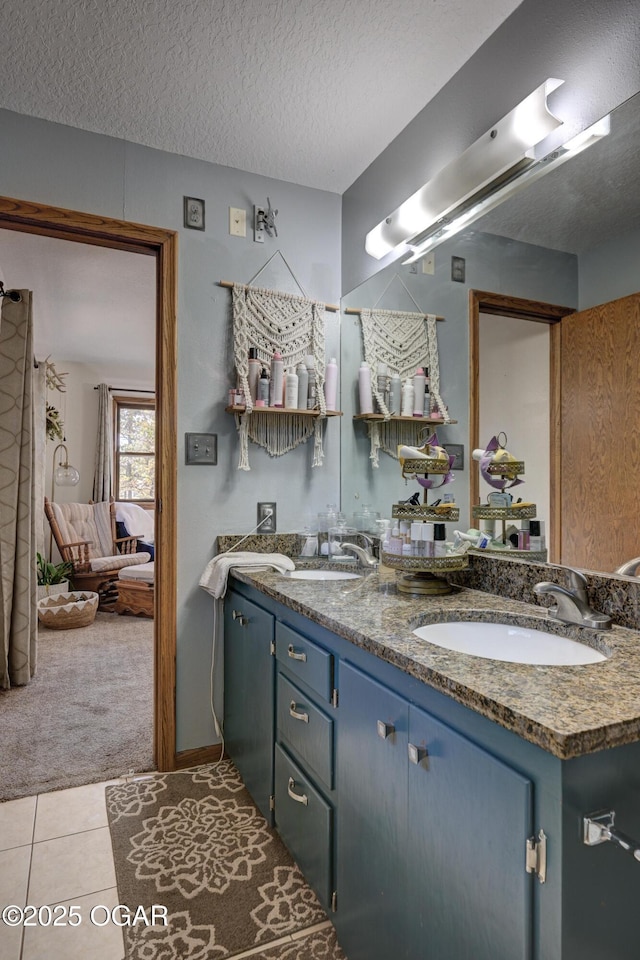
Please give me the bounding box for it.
[0,291,38,688]
[92,383,112,501]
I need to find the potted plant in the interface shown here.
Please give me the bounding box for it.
[37,552,73,600]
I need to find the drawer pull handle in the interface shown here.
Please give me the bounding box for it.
[377,720,395,740]
[289,700,309,723]
[408,743,429,766]
[232,610,247,626]
[287,776,308,806]
[287,644,307,662]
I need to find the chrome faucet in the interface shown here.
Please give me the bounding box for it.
[533,567,611,630]
[615,557,640,577]
[341,542,378,570]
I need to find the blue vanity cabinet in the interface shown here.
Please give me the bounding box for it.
[335,661,534,960]
[223,588,275,822]
[336,662,410,960]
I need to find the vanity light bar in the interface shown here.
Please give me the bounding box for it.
[365,79,565,261]
[401,113,611,264]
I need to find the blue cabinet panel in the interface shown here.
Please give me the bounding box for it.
[274,743,333,911]
[224,590,275,822]
[407,703,534,960]
[276,621,334,702]
[336,661,410,960]
[277,672,334,790]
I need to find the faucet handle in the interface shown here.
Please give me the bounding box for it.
[566,567,588,601]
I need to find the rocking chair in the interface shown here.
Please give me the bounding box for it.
[44,496,151,609]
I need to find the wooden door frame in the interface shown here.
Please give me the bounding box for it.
[0,195,177,771]
[468,290,574,563]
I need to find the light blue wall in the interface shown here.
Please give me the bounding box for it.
[341,231,577,529]
[579,225,640,309]
[0,108,342,751]
[342,0,640,295]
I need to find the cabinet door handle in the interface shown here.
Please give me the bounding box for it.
[377,720,395,740]
[287,776,309,805]
[408,743,429,766]
[287,643,307,662]
[289,700,309,723]
[232,610,247,626]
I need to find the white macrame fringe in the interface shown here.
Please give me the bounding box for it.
[367,419,436,468]
[231,283,327,469]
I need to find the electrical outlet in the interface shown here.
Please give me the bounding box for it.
[257,502,276,533]
[229,207,246,237]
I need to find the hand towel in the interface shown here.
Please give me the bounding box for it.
[199,551,295,599]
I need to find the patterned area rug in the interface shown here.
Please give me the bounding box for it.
[106,761,345,959]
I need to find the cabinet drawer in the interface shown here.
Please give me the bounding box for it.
[277,673,334,789]
[275,622,333,702]
[274,743,333,912]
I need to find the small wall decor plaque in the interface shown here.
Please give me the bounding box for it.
[184,196,205,231]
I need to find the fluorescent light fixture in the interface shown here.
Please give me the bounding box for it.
[402,112,610,264]
[365,79,565,261]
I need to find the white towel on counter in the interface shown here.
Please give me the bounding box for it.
[199,551,295,599]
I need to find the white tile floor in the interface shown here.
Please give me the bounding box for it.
[0,779,335,960]
[0,780,125,960]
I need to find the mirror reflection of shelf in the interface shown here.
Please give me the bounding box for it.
[353,414,457,423]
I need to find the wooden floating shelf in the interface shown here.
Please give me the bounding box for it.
[225,406,342,417]
[353,414,457,424]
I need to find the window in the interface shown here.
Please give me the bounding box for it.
[114,397,155,502]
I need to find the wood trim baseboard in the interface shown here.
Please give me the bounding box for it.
[175,744,224,769]
[0,194,178,773]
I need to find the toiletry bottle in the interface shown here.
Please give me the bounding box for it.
[296,361,308,411]
[285,367,299,409]
[389,523,402,555]
[517,521,530,550]
[257,367,270,405]
[423,381,431,418]
[269,350,284,407]
[324,357,338,411]
[389,372,402,416]
[433,523,447,557]
[413,367,426,416]
[248,347,261,402]
[411,522,422,556]
[529,520,545,551]
[401,377,415,416]
[306,355,317,409]
[376,362,389,412]
[422,522,435,557]
[358,362,374,414]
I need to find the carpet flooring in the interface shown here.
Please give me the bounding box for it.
[106,761,346,960]
[0,612,154,801]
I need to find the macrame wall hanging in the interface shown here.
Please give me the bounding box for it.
[358,276,450,467]
[230,258,327,470]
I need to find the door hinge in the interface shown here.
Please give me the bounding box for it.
[331,890,337,912]
[269,795,275,811]
[525,829,547,883]
[332,688,339,708]
[270,639,276,656]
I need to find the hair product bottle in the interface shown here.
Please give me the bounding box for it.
[269,351,284,407]
[306,355,317,409]
[257,367,270,405]
[413,367,426,416]
[401,377,415,417]
[285,367,299,409]
[389,372,402,416]
[296,361,308,410]
[248,347,261,402]
[358,362,373,414]
[324,357,338,411]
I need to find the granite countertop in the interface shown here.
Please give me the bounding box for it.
[230,565,640,760]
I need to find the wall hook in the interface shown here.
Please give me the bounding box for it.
[254,198,278,243]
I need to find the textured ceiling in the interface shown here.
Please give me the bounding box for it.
[0,0,522,193]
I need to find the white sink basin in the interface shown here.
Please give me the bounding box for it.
[285,569,362,581]
[412,620,607,665]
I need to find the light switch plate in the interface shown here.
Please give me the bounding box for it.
[185,433,217,465]
[229,207,246,237]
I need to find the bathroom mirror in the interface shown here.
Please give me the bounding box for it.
[340,88,640,576]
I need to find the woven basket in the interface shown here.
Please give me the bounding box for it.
[37,591,99,630]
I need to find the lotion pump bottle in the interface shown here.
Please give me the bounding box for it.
[285,367,299,409]
[257,367,270,404]
[389,372,402,416]
[413,367,426,416]
[269,351,284,407]
[358,362,373,414]
[401,377,415,417]
[324,357,338,411]
[296,361,308,410]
